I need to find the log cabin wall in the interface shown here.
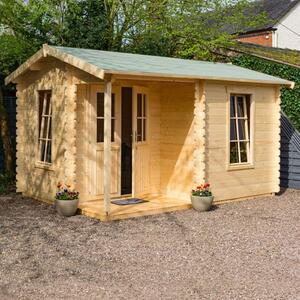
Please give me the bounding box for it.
[15,58,281,204]
[160,82,195,200]
[15,60,96,202]
[205,82,281,201]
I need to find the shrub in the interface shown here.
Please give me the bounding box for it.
[0,173,15,194]
[232,55,300,131]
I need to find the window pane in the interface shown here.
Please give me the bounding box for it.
[97,93,104,117]
[143,118,146,141]
[40,140,46,162]
[45,94,51,115]
[230,142,239,164]
[240,142,248,163]
[230,119,237,141]
[97,119,104,143]
[111,119,115,142]
[38,91,52,163]
[48,118,52,139]
[137,119,142,142]
[230,96,235,117]
[137,94,142,117]
[41,116,48,139]
[111,94,115,118]
[46,141,51,163]
[238,119,246,140]
[237,96,245,117]
[143,94,146,117]
[246,96,251,136]
[96,93,114,143]
[39,95,43,137]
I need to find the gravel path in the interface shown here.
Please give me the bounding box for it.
[0,190,300,300]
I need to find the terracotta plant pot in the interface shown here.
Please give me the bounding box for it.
[55,199,79,217]
[191,195,214,212]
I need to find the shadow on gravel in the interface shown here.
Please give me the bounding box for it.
[277,188,288,196]
[209,205,219,211]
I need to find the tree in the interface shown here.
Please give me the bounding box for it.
[0,34,34,173]
[0,0,266,173]
[124,0,267,60]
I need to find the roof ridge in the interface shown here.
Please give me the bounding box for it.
[52,45,226,66]
[5,45,294,88]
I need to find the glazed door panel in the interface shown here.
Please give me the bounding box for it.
[89,85,121,197]
[132,87,150,197]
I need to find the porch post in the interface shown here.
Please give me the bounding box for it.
[193,80,206,186]
[103,76,112,216]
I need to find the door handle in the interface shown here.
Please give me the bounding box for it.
[132,131,137,142]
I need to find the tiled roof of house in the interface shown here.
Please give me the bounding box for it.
[241,0,300,34]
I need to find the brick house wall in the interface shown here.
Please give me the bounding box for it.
[237,31,273,47]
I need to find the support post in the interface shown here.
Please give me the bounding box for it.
[103,77,112,216]
[193,80,206,186]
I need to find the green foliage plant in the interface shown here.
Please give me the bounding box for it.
[232,55,300,131]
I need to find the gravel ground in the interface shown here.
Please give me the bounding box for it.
[0,190,299,300]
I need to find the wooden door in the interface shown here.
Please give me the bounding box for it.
[89,85,121,197]
[132,87,150,197]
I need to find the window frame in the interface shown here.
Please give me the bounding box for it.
[136,93,147,143]
[96,92,116,143]
[37,90,53,166]
[227,93,254,170]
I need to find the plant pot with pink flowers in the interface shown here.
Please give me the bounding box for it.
[191,183,214,212]
[55,182,79,217]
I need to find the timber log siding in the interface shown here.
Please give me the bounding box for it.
[280,112,300,189]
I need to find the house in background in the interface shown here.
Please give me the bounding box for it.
[5,45,294,221]
[237,0,300,50]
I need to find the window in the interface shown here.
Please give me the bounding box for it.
[38,91,52,164]
[96,92,115,143]
[230,94,251,165]
[137,93,147,142]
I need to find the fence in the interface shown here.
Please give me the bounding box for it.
[280,112,300,189]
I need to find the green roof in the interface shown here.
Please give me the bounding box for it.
[5,45,294,87]
[235,43,300,67]
[53,46,293,86]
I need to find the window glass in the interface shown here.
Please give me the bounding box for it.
[230,95,235,117]
[230,142,239,164]
[240,142,248,163]
[97,93,104,117]
[230,120,237,141]
[97,119,104,143]
[143,119,146,141]
[136,93,147,142]
[238,119,246,140]
[143,94,146,118]
[237,96,245,117]
[38,91,52,163]
[137,94,142,117]
[96,92,115,142]
[230,95,251,165]
[137,119,142,142]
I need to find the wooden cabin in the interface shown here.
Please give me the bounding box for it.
[5,45,294,221]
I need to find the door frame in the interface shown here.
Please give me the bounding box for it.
[89,84,121,198]
[132,86,150,197]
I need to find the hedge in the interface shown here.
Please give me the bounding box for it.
[231,55,300,131]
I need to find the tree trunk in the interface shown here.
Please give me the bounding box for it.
[0,86,13,173]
